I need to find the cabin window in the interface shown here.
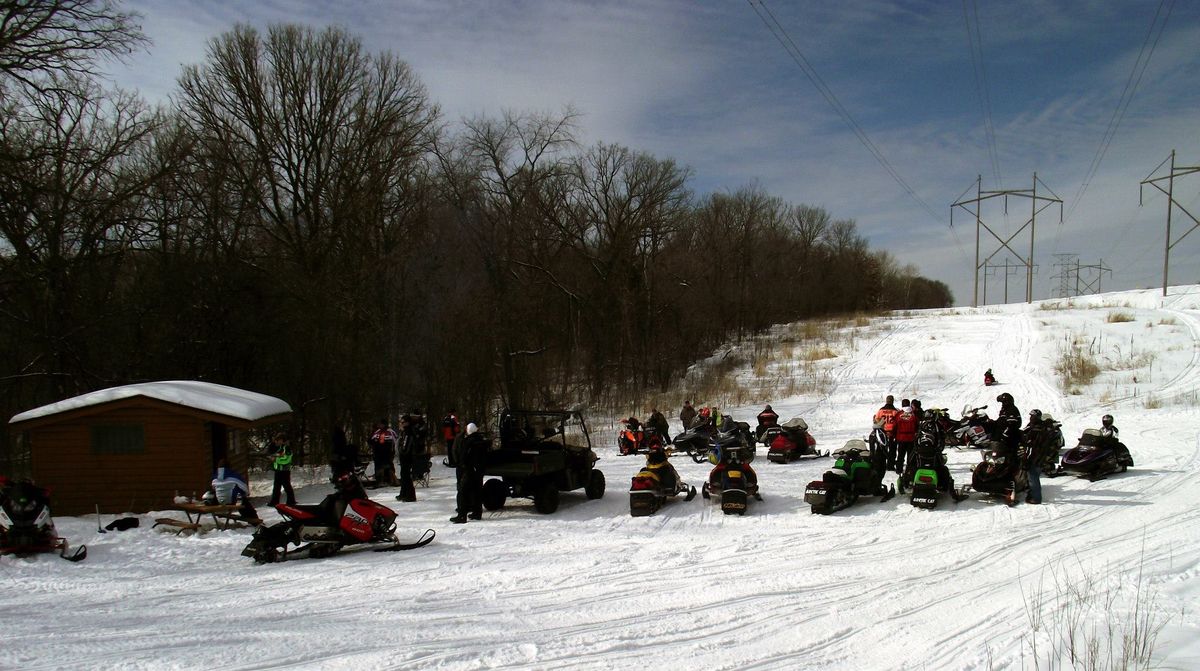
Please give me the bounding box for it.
[91,425,145,454]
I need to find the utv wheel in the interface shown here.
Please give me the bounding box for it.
[482,479,508,511]
[585,469,606,500]
[533,483,560,514]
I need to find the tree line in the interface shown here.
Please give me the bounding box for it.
[0,3,951,467]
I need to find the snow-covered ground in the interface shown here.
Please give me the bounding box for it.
[4,287,1200,671]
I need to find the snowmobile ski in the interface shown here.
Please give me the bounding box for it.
[375,528,436,552]
[879,483,895,503]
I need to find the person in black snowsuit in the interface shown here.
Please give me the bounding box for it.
[368,420,398,487]
[679,401,698,431]
[647,407,670,443]
[396,411,426,502]
[450,423,489,523]
[995,393,1022,452]
[329,426,358,477]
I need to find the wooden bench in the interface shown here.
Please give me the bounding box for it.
[152,517,202,534]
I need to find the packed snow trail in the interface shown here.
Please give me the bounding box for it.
[2,287,1199,670]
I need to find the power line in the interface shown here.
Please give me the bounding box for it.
[963,0,1001,187]
[748,0,943,225]
[1063,0,1175,225]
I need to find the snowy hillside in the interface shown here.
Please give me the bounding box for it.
[4,287,1200,671]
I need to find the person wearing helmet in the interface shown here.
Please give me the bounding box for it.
[995,393,1021,450]
[756,404,779,428]
[1023,409,1046,504]
[450,422,489,524]
[1100,414,1119,439]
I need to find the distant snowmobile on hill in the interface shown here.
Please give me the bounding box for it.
[984,369,997,386]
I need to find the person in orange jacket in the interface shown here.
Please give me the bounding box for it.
[873,395,900,464]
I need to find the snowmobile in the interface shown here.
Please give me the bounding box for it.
[1024,414,1066,477]
[701,432,760,515]
[673,424,717,463]
[0,477,86,562]
[617,423,642,456]
[766,417,827,463]
[900,432,966,509]
[984,370,998,386]
[242,472,433,563]
[804,438,895,515]
[1058,429,1133,480]
[967,443,1028,506]
[951,405,995,448]
[618,420,665,456]
[628,449,696,516]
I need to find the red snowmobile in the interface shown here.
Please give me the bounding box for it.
[984,370,997,386]
[242,472,433,562]
[702,434,760,515]
[0,477,86,562]
[766,417,827,463]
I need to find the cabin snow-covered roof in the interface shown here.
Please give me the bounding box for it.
[9,381,292,425]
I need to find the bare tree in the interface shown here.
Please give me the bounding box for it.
[0,0,146,94]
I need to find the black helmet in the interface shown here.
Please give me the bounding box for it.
[997,392,1013,405]
[1029,409,1042,423]
[1102,414,1114,427]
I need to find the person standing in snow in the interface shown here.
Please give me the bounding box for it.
[647,407,670,443]
[679,401,697,430]
[369,420,399,487]
[1022,409,1050,505]
[330,425,358,477]
[450,423,488,524]
[441,410,461,467]
[893,403,918,475]
[396,411,425,502]
[267,433,295,506]
[873,395,900,463]
[995,393,1022,451]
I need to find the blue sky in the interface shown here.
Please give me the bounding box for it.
[105,0,1200,305]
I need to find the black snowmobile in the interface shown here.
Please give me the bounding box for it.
[628,449,696,517]
[673,424,716,463]
[1059,429,1133,480]
[0,477,86,562]
[967,441,1028,505]
[804,438,895,515]
[701,431,760,515]
[242,472,433,563]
